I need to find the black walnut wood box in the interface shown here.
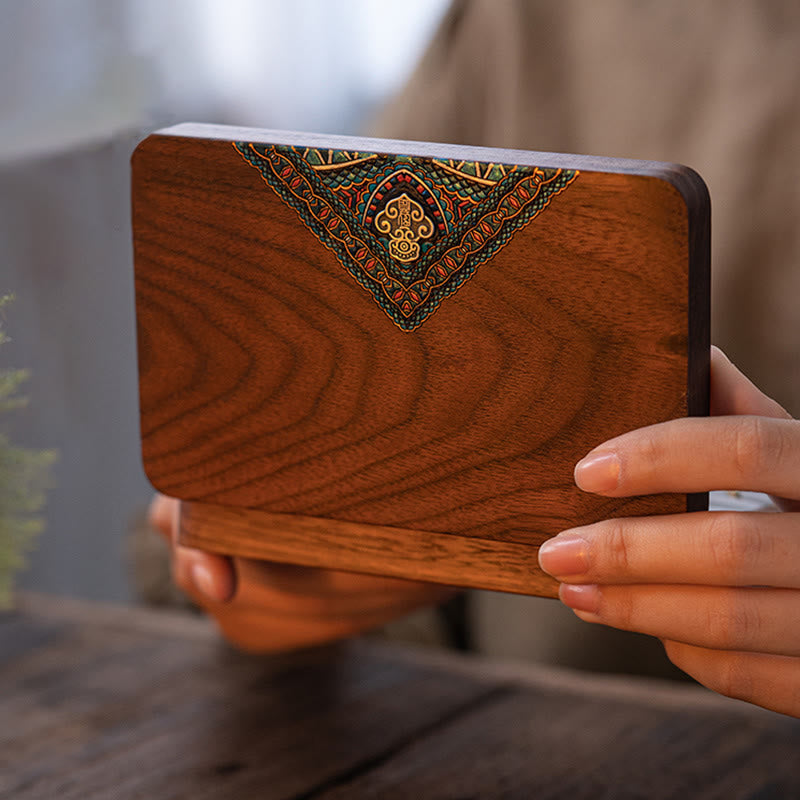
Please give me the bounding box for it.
[132,123,710,597]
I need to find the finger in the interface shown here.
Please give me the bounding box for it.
[573,415,800,499]
[574,348,799,499]
[710,346,792,419]
[210,601,411,654]
[148,493,179,542]
[711,348,800,511]
[208,566,457,654]
[162,496,236,603]
[559,583,800,656]
[539,511,800,588]
[663,639,800,717]
[234,558,456,618]
[173,545,236,604]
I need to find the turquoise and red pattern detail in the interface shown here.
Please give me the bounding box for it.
[234,142,577,331]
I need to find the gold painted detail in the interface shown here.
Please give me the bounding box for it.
[374,193,434,263]
[234,141,579,331]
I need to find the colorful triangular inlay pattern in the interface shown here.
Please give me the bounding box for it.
[234,142,578,331]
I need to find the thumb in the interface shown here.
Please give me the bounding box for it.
[710,346,792,420]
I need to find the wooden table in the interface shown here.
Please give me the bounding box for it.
[3,593,799,799]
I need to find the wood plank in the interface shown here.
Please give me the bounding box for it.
[314,679,800,799]
[180,501,559,596]
[132,125,710,596]
[5,596,800,799]
[0,595,496,800]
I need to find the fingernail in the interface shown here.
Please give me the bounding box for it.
[574,451,620,493]
[538,534,590,577]
[559,583,601,615]
[191,562,217,600]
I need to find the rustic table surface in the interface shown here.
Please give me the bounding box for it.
[3,593,799,799]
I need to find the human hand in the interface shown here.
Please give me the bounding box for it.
[538,346,800,717]
[149,495,456,653]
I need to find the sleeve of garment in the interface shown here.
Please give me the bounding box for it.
[371,0,800,416]
[369,0,574,151]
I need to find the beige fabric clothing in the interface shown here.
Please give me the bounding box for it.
[371,0,800,671]
[374,0,800,415]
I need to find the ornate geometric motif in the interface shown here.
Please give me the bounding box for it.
[234,142,578,331]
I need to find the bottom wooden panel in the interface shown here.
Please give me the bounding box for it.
[179,502,559,597]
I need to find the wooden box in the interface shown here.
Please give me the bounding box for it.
[132,123,710,597]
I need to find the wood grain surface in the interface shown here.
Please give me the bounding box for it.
[180,501,558,596]
[5,594,799,800]
[132,125,710,596]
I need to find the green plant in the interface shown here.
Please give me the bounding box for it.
[0,294,56,609]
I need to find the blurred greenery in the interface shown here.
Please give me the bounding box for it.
[0,294,56,609]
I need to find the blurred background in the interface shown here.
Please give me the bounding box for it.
[1,0,449,603]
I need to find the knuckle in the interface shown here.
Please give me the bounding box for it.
[604,587,636,630]
[599,519,635,575]
[708,652,754,702]
[732,416,773,479]
[706,513,766,578]
[704,590,760,650]
[663,642,754,703]
[637,429,666,474]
